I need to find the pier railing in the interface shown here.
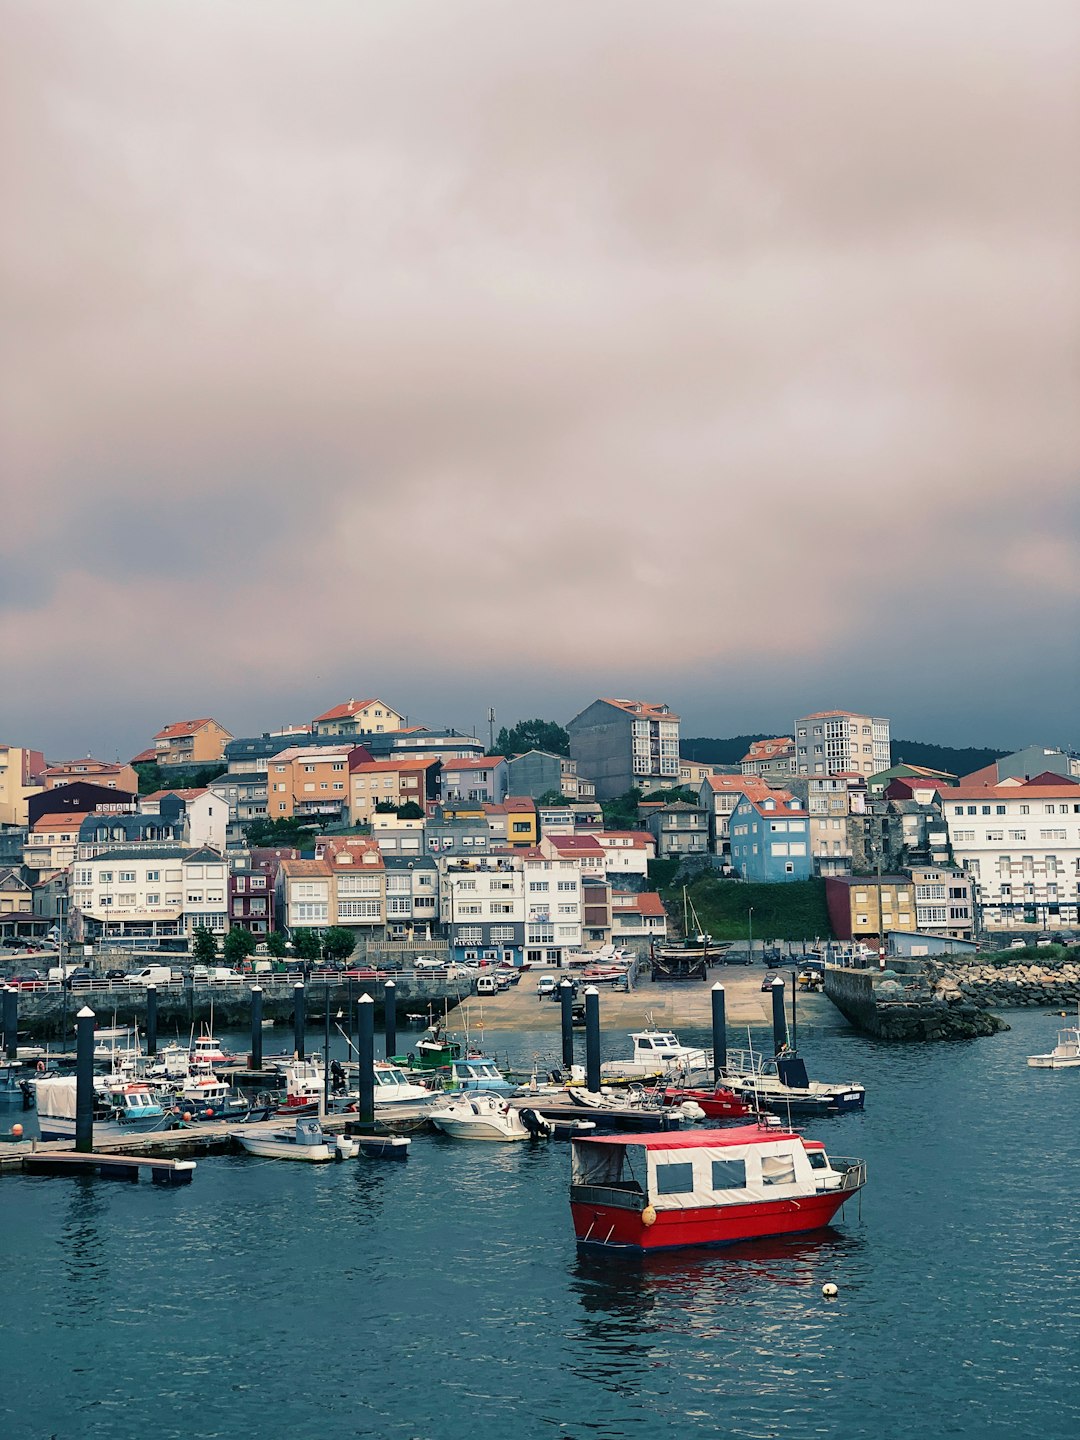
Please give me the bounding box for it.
[829,1157,867,1191]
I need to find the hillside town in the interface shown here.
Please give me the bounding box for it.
[2,698,1077,966]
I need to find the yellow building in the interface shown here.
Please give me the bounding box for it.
[0,744,46,826]
[268,745,355,820]
[825,875,916,942]
[499,797,539,848]
[153,718,233,768]
[349,758,439,823]
[312,698,404,737]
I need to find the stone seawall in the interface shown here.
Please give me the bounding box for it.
[924,959,1080,1011]
[824,964,1010,1042]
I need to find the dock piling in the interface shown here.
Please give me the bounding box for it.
[75,1005,96,1153]
[584,986,601,1094]
[357,994,375,1126]
[3,987,17,1062]
[293,981,306,1061]
[771,978,788,1055]
[146,984,157,1057]
[711,983,726,1081]
[384,980,397,1060]
[250,986,263,1071]
[559,979,575,1068]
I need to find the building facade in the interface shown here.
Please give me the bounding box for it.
[740,738,796,779]
[795,711,891,778]
[729,792,812,882]
[566,699,680,801]
[311,698,405,738]
[153,718,233,769]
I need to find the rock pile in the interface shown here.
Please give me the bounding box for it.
[926,960,1080,1010]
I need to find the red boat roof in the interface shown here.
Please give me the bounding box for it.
[573,1124,802,1150]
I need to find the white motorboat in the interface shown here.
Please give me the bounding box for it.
[720,1048,865,1115]
[601,1027,709,1082]
[429,1093,532,1142]
[230,1117,358,1162]
[1028,1008,1080,1068]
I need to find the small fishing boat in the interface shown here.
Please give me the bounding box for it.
[357,1135,411,1161]
[429,1093,532,1142]
[442,1054,516,1096]
[230,1117,358,1162]
[721,1048,865,1115]
[567,1085,702,1126]
[170,1074,250,1121]
[1027,1007,1080,1068]
[601,1028,709,1082]
[661,1082,751,1119]
[33,1076,178,1141]
[570,1121,867,1252]
[190,1033,235,1070]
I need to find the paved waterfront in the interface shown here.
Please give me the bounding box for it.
[445,962,829,1032]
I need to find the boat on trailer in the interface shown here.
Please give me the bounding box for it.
[570,1122,866,1252]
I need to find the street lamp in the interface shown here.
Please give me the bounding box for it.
[748,906,754,962]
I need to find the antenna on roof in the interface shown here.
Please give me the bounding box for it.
[488,708,496,753]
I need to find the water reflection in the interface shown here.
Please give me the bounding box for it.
[60,1174,109,1314]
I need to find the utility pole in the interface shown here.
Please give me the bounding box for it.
[488,707,496,753]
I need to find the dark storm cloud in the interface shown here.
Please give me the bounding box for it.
[1,0,1077,758]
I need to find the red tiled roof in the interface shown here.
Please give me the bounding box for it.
[130,748,158,765]
[313,698,387,723]
[612,890,666,917]
[279,858,332,878]
[501,796,537,811]
[142,788,208,802]
[548,834,605,853]
[597,831,654,847]
[352,757,439,774]
[154,718,222,740]
[32,814,80,832]
[741,737,794,762]
[701,774,773,795]
[948,780,1080,801]
[599,698,680,721]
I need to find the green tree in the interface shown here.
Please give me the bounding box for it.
[494,718,570,758]
[244,816,318,849]
[292,928,322,961]
[601,787,644,830]
[396,801,425,819]
[134,761,227,795]
[223,927,257,967]
[190,927,218,964]
[374,801,398,813]
[266,931,288,958]
[321,926,356,963]
[537,790,569,806]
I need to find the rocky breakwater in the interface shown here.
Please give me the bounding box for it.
[925,956,1080,1012]
[824,962,1010,1042]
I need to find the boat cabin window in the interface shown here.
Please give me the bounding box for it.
[711,1158,747,1189]
[761,1155,797,1186]
[655,1162,695,1195]
[806,1151,829,1171]
[638,1038,653,1049]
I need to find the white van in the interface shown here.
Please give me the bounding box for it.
[123,965,177,986]
[476,975,499,995]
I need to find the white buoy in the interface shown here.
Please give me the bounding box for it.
[822,1282,839,1298]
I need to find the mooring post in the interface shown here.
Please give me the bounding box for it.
[584,986,601,1094]
[384,980,397,1060]
[771,978,788,1055]
[711,982,726,1082]
[357,994,375,1127]
[75,1005,96,1153]
[559,979,575,1069]
[146,984,158,1057]
[3,987,18,1062]
[250,985,263,1071]
[293,981,305,1061]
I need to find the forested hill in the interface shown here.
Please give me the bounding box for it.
[682,735,1006,776]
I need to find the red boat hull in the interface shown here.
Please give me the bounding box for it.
[572,1189,857,1252]
[662,1086,750,1119]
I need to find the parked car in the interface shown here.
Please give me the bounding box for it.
[476,975,499,995]
[104,968,127,981]
[414,957,448,971]
[10,971,46,991]
[1035,934,1054,948]
[536,975,557,996]
[63,969,93,988]
[761,971,782,992]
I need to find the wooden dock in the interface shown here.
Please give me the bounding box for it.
[21,1151,196,1185]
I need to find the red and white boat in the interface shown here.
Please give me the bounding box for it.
[570,1122,866,1252]
[660,1082,751,1119]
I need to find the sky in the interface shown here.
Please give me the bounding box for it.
[2,1,1078,762]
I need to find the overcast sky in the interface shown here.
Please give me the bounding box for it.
[2,1,1078,762]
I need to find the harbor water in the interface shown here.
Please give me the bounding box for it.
[2,1008,1079,1439]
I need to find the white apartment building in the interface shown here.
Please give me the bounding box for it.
[438,852,583,966]
[795,710,891,777]
[70,847,229,940]
[944,780,1080,932]
[521,853,582,965]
